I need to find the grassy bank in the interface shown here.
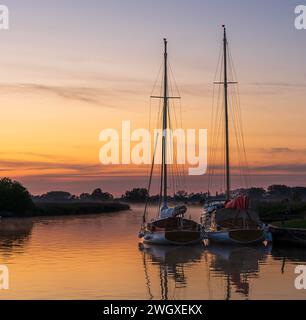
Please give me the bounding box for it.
[254,201,306,222]
[0,201,130,218]
[34,201,130,217]
[273,219,306,229]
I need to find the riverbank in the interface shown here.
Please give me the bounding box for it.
[0,201,130,218]
[273,219,306,229]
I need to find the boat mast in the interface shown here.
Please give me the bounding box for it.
[151,39,180,211]
[223,25,230,201]
[162,38,168,208]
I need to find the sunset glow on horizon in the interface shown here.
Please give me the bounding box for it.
[1,0,306,195]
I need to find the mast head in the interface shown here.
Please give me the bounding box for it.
[163,38,167,53]
[222,25,227,40]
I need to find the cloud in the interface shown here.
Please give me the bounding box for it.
[0,158,150,178]
[0,82,148,108]
[251,163,306,174]
[0,83,112,107]
[0,151,63,160]
[260,147,306,155]
[250,82,306,89]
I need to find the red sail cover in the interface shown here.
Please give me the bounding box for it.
[225,195,249,210]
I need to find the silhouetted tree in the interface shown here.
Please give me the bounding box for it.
[0,178,34,215]
[122,188,149,202]
[292,187,306,201]
[268,185,292,199]
[79,193,91,201]
[188,192,207,203]
[174,190,188,202]
[247,187,266,200]
[91,188,113,201]
[39,191,72,202]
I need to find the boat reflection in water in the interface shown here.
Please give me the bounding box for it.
[207,244,271,299]
[139,242,272,300]
[139,243,204,299]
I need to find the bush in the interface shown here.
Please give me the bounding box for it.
[0,177,34,215]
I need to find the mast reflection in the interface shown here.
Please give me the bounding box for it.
[207,244,271,299]
[139,243,204,300]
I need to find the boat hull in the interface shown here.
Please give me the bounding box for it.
[269,225,306,247]
[207,229,266,245]
[143,230,203,246]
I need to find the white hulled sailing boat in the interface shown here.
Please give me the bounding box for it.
[138,39,204,246]
[202,26,271,245]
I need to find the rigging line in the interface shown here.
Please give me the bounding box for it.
[169,62,181,99]
[151,61,164,97]
[208,33,224,183]
[209,49,224,192]
[225,46,246,190]
[157,147,162,217]
[231,91,249,188]
[149,62,163,133]
[208,89,219,190]
[171,99,185,192]
[209,84,223,194]
[168,103,176,198]
[221,107,226,194]
[226,76,242,186]
[170,66,189,192]
[151,60,164,142]
[208,85,215,191]
[229,87,245,188]
[208,83,219,189]
[156,64,165,215]
[143,133,160,225]
[168,65,180,194]
[208,83,221,192]
[147,63,163,185]
[169,101,181,193]
[228,47,251,186]
[228,85,244,188]
[169,61,187,192]
[214,85,225,194]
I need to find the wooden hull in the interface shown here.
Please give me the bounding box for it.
[269,225,306,247]
[207,229,266,245]
[143,230,203,246]
[141,217,204,246]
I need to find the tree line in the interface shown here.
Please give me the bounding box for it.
[2,177,306,216]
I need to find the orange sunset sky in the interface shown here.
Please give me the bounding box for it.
[0,0,306,195]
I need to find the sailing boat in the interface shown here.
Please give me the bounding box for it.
[138,39,204,246]
[202,26,271,245]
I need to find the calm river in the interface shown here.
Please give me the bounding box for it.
[0,205,305,300]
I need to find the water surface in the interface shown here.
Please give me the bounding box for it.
[0,205,305,300]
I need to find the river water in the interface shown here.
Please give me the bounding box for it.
[0,205,305,300]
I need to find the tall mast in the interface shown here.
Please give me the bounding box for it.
[162,38,168,208]
[223,25,230,201]
[151,39,180,212]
